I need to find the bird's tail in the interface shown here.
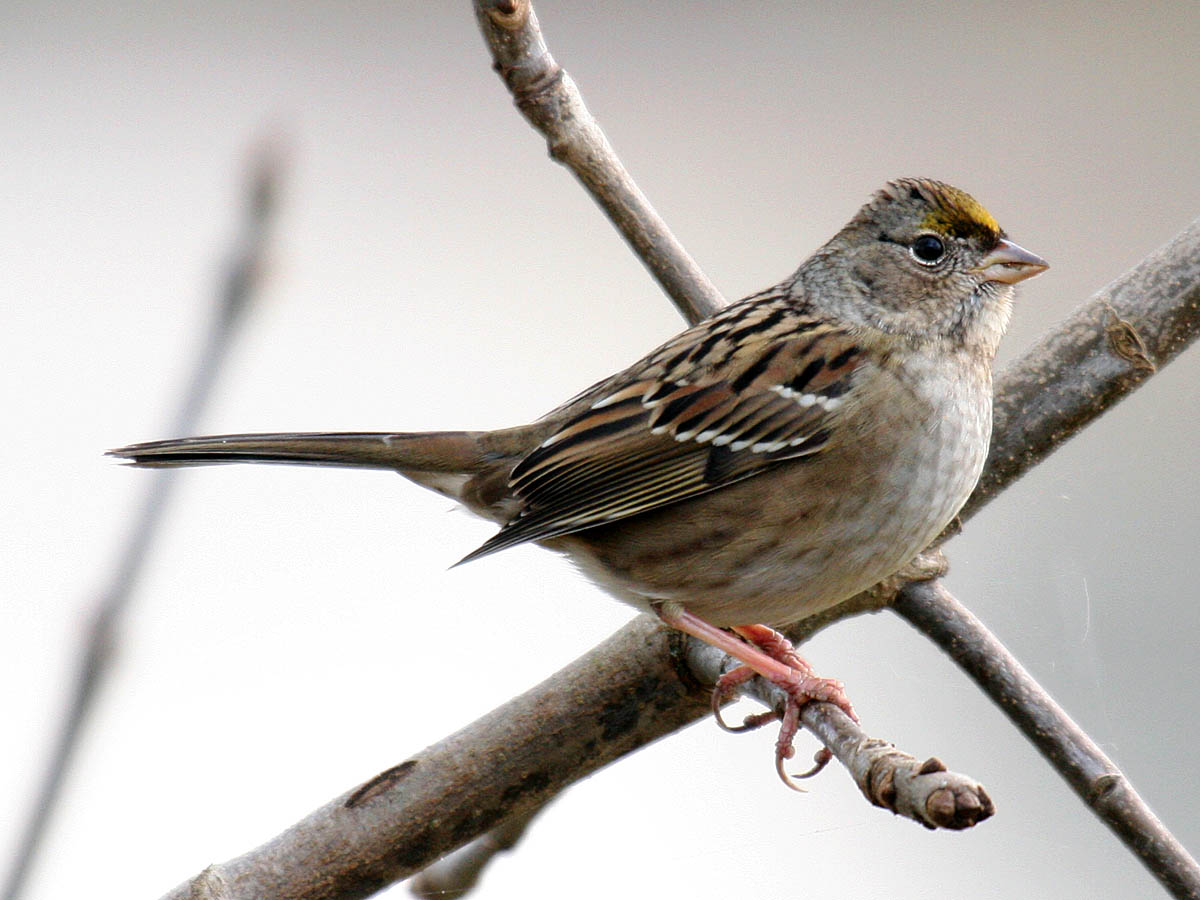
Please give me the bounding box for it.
[109,426,544,517]
[110,431,494,471]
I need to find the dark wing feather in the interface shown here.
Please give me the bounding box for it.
[458,304,865,564]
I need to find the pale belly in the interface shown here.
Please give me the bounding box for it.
[552,367,991,627]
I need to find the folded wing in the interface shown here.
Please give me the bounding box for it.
[458,316,864,563]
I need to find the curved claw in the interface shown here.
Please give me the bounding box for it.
[793,747,834,780]
[776,751,809,792]
[668,613,852,790]
[724,709,779,733]
[711,684,778,733]
[711,663,773,732]
[710,682,739,731]
[776,735,833,789]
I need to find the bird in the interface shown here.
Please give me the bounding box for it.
[112,178,1047,786]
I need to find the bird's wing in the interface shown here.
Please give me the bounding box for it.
[458,306,867,563]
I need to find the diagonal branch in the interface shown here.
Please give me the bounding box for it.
[684,630,994,830]
[2,142,284,900]
[156,619,705,900]
[968,215,1200,520]
[474,0,724,324]
[894,580,1200,898]
[156,611,992,900]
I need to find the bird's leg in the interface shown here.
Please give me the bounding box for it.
[728,623,854,716]
[656,602,855,789]
[656,606,857,719]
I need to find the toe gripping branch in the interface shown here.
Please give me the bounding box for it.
[662,604,994,829]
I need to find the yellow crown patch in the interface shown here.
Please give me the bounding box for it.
[919,184,1000,237]
[875,178,1002,243]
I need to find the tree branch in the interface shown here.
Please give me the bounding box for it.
[474,0,724,324]
[893,580,1200,898]
[2,142,284,900]
[157,606,994,900]
[156,620,704,900]
[966,215,1200,521]
[684,634,994,830]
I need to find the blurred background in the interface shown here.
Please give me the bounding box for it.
[4,2,1198,898]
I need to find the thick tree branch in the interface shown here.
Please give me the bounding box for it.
[157,620,704,900]
[474,0,724,324]
[967,216,1200,520]
[158,607,992,900]
[894,580,1200,898]
[3,143,283,900]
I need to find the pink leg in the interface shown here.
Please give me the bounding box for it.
[657,603,854,789]
[729,623,856,719]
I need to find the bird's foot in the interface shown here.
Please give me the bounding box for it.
[730,623,856,720]
[656,603,854,789]
[770,688,835,790]
[727,623,853,789]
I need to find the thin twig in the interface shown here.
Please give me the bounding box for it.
[1,143,284,900]
[894,580,1200,899]
[474,0,725,324]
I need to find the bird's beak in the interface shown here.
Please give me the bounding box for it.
[973,239,1049,284]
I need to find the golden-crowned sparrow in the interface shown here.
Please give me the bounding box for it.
[113,178,1046,785]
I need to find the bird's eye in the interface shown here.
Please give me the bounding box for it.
[910,234,945,265]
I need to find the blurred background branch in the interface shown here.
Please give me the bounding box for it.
[1,143,284,900]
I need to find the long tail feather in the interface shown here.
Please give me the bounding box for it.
[111,423,551,543]
[108,431,491,473]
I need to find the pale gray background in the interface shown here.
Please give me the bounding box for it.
[4,2,1198,898]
